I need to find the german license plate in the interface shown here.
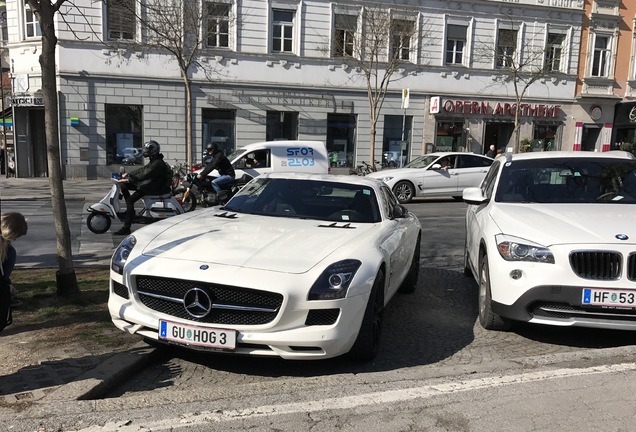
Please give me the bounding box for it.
[159,320,236,350]
[582,289,636,308]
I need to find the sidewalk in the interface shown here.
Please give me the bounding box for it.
[0,177,156,408]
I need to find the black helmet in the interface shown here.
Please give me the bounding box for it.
[143,140,160,157]
[206,142,219,153]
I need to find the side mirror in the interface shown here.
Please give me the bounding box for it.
[463,187,488,205]
[392,204,408,218]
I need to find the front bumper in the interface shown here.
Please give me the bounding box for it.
[108,282,369,360]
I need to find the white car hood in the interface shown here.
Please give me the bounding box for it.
[491,204,636,245]
[141,213,376,273]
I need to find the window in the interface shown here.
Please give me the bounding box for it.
[334,14,356,57]
[446,24,466,65]
[107,0,135,41]
[591,35,611,77]
[272,9,294,53]
[544,33,565,72]
[266,111,298,141]
[327,114,357,168]
[496,29,517,68]
[25,4,41,38]
[391,20,414,61]
[533,124,560,151]
[202,109,235,156]
[383,115,412,167]
[206,3,230,48]
[105,105,143,165]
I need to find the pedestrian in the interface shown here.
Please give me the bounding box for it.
[486,145,496,158]
[1,212,28,317]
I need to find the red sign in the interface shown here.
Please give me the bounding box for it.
[442,99,561,118]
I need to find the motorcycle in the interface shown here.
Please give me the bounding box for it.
[86,176,185,234]
[173,172,240,212]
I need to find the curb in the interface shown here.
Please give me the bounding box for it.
[41,342,158,402]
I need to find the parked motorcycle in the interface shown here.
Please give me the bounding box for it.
[86,176,184,234]
[173,172,240,212]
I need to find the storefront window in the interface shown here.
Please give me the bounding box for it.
[326,114,356,168]
[202,109,235,158]
[266,111,298,141]
[435,121,463,152]
[383,115,412,167]
[105,104,143,165]
[533,124,561,151]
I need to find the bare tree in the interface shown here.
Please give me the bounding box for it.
[110,0,224,168]
[25,0,79,296]
[328,6,424,167]
[474,19,564,152]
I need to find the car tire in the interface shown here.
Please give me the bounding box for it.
[87,212,111,234]
[478,253,511,331]
[349,269,385,361]
[399,235,421,294]
[393,181,415,204]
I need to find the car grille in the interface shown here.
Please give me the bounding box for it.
[112,281,129,299]
[628,254,636,281]
[135,276,283,326]
[532,302,636,322]
[305,309,340,326]
[569,251,622,280]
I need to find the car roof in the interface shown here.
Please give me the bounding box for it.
[416,152,491,158]
[498,150,635,162]
[260,172,386,188]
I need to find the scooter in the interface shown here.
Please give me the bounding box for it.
[86,177,185,234]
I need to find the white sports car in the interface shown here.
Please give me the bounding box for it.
[367,152,493,203]
[463,150,636,331]
[109,173,422,360]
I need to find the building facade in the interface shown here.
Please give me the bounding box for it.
[5,0,584,178]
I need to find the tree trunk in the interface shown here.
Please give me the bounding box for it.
[36,0,79,296]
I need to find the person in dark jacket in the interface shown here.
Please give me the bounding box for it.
[197,142,235,196]
[114,140,172,235]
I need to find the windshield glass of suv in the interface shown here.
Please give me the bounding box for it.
[404,155,439,169]
[494,157,636,204]
[224,178,382,222]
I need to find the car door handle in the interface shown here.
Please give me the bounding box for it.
[451,172,459,176]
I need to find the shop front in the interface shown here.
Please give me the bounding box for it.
[612,102,636,150]
[428,96,565,154]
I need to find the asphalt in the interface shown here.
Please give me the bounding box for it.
[0,176,158,406]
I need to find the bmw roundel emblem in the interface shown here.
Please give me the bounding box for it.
[616,234,629,241]
[200,264,209,270]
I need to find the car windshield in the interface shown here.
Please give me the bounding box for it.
[403,155,439,169]
[223,178,382,223]
[226,148,246,162]
[495,157,636,204]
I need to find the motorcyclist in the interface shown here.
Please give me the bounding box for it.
[196,143,235,199]
[114,140,173,235]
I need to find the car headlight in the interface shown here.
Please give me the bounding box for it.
[379,176,394,183]
[495,234,554,263]
[308,259,362,300]
[111,236,137,275]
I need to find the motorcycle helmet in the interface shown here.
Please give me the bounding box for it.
[206,143,219,153]
[143,140,160,158]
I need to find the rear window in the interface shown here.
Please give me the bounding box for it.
[495,157,636,204]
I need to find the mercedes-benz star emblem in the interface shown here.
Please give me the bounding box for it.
[616,234,629,241]
[183,288,212,318]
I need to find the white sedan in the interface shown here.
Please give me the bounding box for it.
[108,173,421,360]
[463,150,636,331]
[367,152,493,203]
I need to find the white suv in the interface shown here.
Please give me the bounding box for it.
[463,151,636,331]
